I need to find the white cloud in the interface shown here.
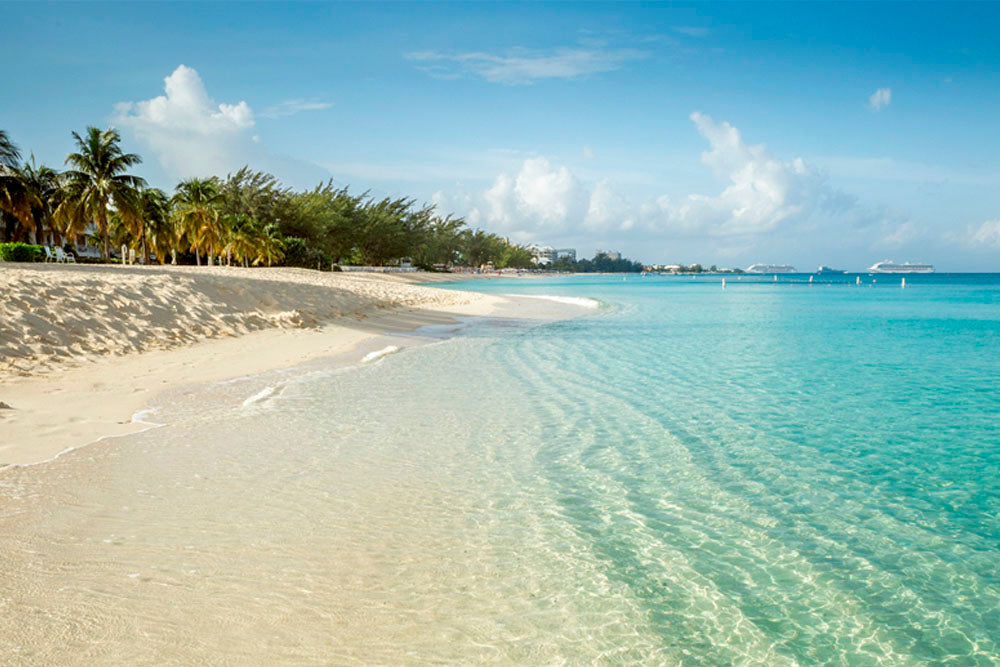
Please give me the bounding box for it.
[875,220,921,248]
[514,156,580,222]
[869,87,892,111]
[478,156,589,238]
[114,65,330,187]
[115,65,256,178]
[406,47,645,85]
[967,219,1000,248]
[586,180,633,232]
[434,113,832,244]
[261,99,333,119]
[658,112,825,236]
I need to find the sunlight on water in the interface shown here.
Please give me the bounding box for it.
[2,275,998,663]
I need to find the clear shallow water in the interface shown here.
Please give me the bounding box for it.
[2,274,999,664]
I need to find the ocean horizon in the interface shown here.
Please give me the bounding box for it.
[2,273,998,663]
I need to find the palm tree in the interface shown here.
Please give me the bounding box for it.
[0,130,39,242]
[18,156,61,245]
[54,127,145,262]
[0,130,19,167]
[137,188,172,264]
[220,213,252,266]
[253,225,285,267]
[172,178,222,266]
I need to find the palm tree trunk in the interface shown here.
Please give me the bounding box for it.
[141,220,150,264]
[195,247,201,266]
[100,208,110,263]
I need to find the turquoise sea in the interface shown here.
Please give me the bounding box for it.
[437,273,1000,662]
[2,273,999,664]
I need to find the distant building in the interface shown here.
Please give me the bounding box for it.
[556,248,576,262]
[526,243,557,266]
[595,249,621,261]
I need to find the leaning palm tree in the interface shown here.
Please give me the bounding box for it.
[0,130,39,241]
[54,127,146,262]
[172,178,222,266]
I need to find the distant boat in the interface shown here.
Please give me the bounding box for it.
[867,260,935,273]
[746,263,796,273]
[816,266,846,274]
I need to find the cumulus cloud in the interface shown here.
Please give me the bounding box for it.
[261,99,333,119]
[653,112,826,236]
[869,87,892,111]
[406,47,645,85]
[432,113,836,246]
[114,65,330,187]
[479,156,589,238]
[115,65,256,178]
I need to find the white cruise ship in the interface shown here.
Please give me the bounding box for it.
[867,260,935,273]
[745,263,797,273]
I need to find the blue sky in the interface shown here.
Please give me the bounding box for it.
[4,1,1000,269]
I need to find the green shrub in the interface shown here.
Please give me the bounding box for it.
[0,243,45,262]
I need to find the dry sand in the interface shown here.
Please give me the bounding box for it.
[0,264,526,466]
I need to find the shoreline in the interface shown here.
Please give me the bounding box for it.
[0,265,580,467]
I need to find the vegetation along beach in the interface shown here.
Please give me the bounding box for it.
[2,2,999,664]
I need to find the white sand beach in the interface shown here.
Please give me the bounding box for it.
[0,265,521,466]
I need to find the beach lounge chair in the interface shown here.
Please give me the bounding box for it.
[43,246,55,262]
[55,247,75,263]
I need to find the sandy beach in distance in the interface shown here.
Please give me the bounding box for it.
[0,265,534,466]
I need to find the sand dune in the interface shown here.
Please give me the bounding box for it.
[0,264,488,377]
[0,265,516,465]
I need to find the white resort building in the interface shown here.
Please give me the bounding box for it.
[526,244,557,266]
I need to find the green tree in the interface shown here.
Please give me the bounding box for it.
[54,127,145,262]
[135,187,171,264]
[17,157,61,245]
[0,130,40,242]
[172,178,222,265]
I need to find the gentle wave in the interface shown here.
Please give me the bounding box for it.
[361,345,400,363]
[242,385,278,407]
[506,294,601,309]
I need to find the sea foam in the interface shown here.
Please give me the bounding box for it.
[361,345,400,363]
[507,294,601,309]
[242,386,278,407]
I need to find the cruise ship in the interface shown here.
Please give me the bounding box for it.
[867,260,935,273]
[746,263,797,273]
[816,265,846,274]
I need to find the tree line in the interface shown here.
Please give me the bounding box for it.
[552,253,644,273]
[0,127,536,270]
